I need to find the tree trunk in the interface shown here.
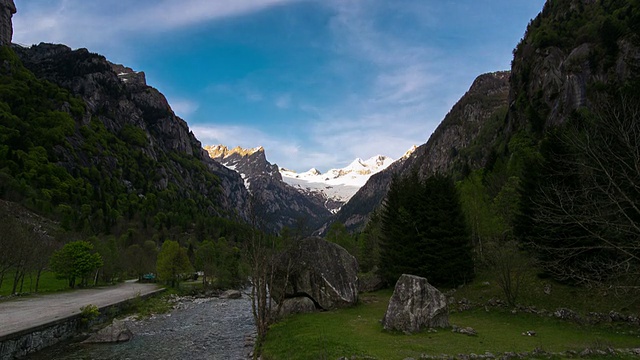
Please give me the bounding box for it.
[35,269,42,292]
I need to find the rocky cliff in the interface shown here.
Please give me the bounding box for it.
[507,0,640,133]
[0,0,15,46]
[206,145,331,233]
[11,43,250,222]
[330,71,511,232]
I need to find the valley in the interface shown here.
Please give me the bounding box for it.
[2,0,640,359]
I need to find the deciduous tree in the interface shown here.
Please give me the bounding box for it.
[156,240,192,288]
[50,240,103,288]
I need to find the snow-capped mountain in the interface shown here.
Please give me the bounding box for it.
[280,155,396,210]
[205,145,331,232]
[205,144,409,216]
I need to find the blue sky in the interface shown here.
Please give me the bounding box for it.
[13,0,546,172]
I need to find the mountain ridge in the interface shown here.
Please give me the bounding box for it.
[206,145,402,214]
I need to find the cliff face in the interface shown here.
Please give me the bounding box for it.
[206,145,331,233]
[507,0,640,133]
[13,43,250,221]
[0,0,16,46]
[331,71,511,232]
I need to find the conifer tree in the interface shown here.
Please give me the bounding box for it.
[379,171,473,287]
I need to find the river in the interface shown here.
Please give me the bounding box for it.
[25,293,256,360]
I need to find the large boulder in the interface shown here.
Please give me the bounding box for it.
[279,297,318,316]
[272,237,358,311]
[382,274,449,333]
[83,319,133,343]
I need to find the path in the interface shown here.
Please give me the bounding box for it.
[0,281,161,338]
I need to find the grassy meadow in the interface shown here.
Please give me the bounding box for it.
[0,271,69,296]
[261,281,640,360]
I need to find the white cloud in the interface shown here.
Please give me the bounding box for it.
[13,0,302,50]
[131,0,300,31]
[168,99,200,119]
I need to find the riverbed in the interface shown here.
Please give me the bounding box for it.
[25,293,256,360]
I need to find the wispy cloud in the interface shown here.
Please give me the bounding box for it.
[169,98,200,119]
[14,0,301,50]
[275,94,292,109]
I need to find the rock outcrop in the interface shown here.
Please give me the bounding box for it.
[272,237,358,312]
[382,274,449,333]
[0,0,15,46]
[508,2,640,132]
[83,319,133,343]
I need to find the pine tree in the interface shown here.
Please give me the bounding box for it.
[379,171,474,287]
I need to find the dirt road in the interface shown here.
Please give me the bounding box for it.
[0,281,161,338]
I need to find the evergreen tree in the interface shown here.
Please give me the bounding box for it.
[379,171,473,287]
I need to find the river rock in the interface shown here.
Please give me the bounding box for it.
[382,274,449,333]
[83,319,133,343]
[272,236,358,311]
[220,289,242,299]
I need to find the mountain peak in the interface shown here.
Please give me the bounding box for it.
[401,145,418,160]
[204,144,264,159]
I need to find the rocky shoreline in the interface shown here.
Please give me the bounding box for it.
[25,291,256,360]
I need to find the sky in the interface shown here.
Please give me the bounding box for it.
[12,0,546,173]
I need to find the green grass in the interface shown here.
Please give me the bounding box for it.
[123,292,173,319]
[0,271,69,296]
[261,290,640,360]
[452,268,640,315]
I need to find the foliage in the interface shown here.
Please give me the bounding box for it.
[125,294,173,319]
[325,222,358,258]
[357,210,383,273]
[156,240,192,288]
[79,304,100,325]
[516,93,640,286]
[261,290,640,360]
[195,237,243,289]
[379,172,474,287]
[49,240,103,288]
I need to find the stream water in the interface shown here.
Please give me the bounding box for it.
[25,294,256,360]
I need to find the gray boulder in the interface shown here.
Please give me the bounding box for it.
[382,274,449,333]
[279,297,318,316]
[272,236,358,311]
[83,319,133,343]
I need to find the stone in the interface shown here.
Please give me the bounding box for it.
[271,237,358,311]
[278,297,318,316]
[83,319,133,343]
[358,267,385,293]
[220,290,242,299]
[382,274,449,333]
[452,325,477,336]
[0,0,16,46]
